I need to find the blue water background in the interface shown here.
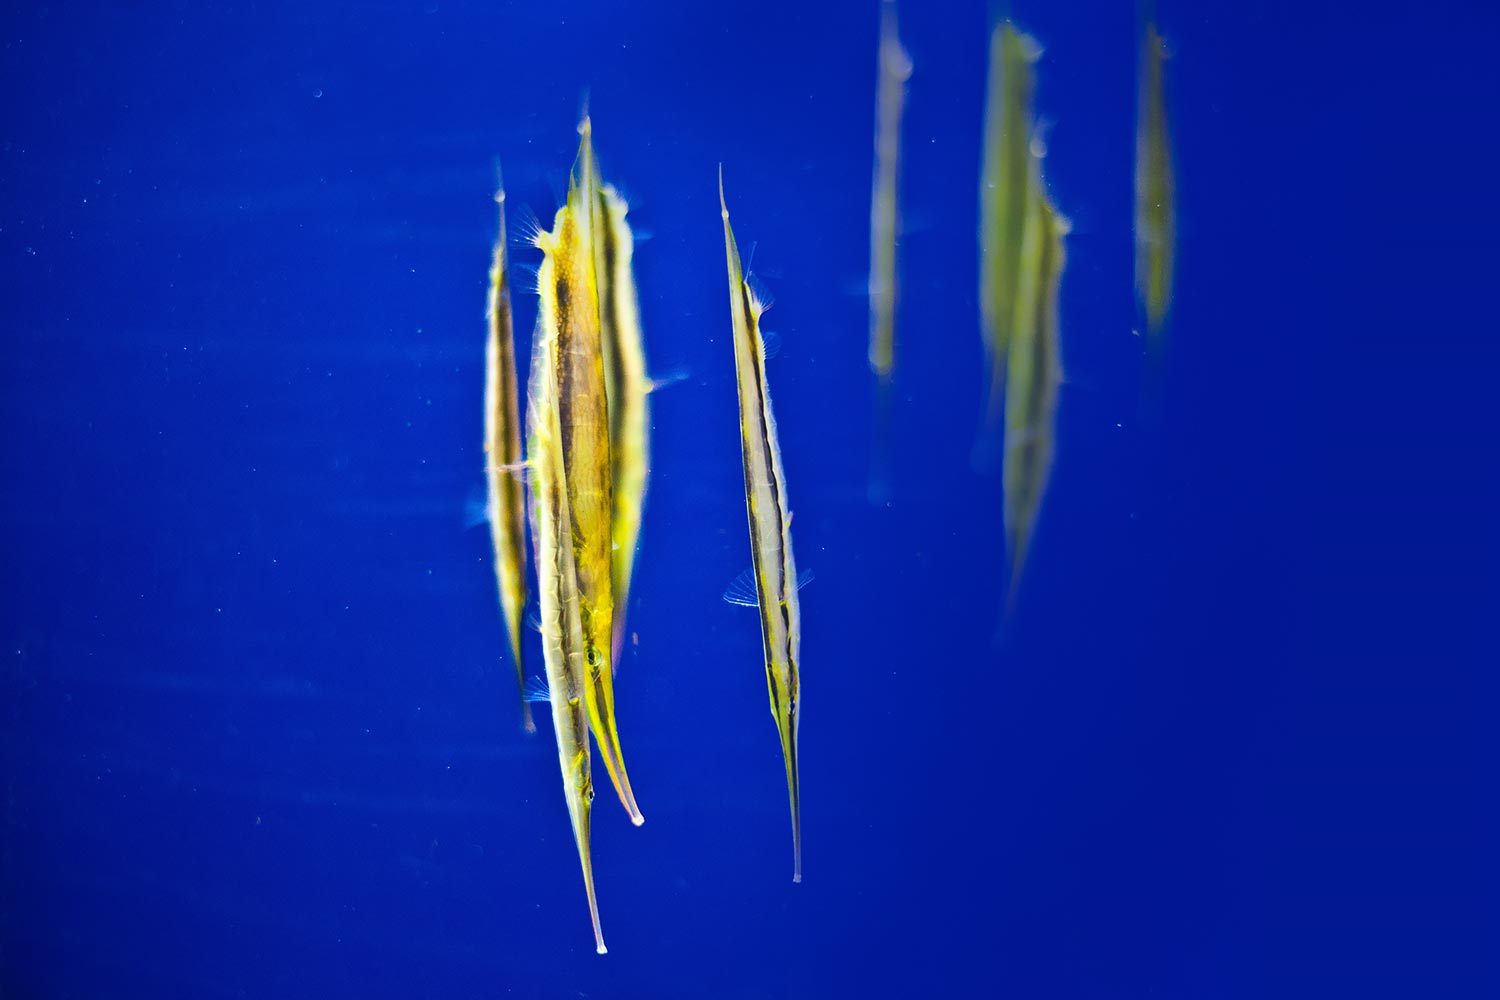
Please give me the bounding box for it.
[2,1,1493,997]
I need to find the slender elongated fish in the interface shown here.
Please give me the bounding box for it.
[484,167,533,733]
[1135,20,1175,341]
[526,309,607,955]
[591,181,651,665]
[868,0,911,382]
[867,0,912,504]
[977,23,1041,462]
[535,118,644,826]
[1003,151,1067,603]
[718,169,803,883]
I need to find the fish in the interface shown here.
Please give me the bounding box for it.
[1003,147,1067,604]
[1135,20,1176,342]
[868,0,912,382]
[534,117,644,826]
[867,0,912,504]
[483,166,534,733]
[591,181,651,666]
[525,300,607,956]
[976,22,1041,463]
[718,168,804,883]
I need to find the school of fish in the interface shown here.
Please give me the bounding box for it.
[477,3,1176,953]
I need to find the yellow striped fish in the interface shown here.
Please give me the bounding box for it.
[977,23,1041,459]
[526,300,608,955]
[483,169,533,733]
[868,0,911,382]
[1135,20,1176,341]
[1003,147,1067,603]
[718,168,804,883]
[591,181,651,666]
[534,118,644,826]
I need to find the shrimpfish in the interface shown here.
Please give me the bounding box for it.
[526,298,608,955]
[977,22,1041,463]
[867,0,913,503]
[483,168,533,733]
[591,181,651,666]
[718,168,804,883]
[868,0,912,382]
[1135,20,1176,342]
[1003,145,1067,603]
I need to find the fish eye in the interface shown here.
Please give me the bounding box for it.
[585,646,602,668]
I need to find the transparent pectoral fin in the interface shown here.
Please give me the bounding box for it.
[723,568,761,608]
[524,675,552,704]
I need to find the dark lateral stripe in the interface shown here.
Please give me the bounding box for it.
[736,281,794,656]
[553,277,578,467]
[596,194,626,446]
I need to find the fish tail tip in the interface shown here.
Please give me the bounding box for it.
[792,872,802,884]
[612,773,645,825]
[577,90,592,133]
[596,943,608,956]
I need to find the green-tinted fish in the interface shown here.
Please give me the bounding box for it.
[1135,21,1176,340]
[526,304,607,956]
[867,0,912,505]
[1003,151,1067,601]
[535,118,644,826]
[868,0,911,382]
[718,169,803,883]
[484,171,533,734]
[977,23,1041,458]
[591,181,651,665]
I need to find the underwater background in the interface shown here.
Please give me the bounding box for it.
[2,1,1493,998]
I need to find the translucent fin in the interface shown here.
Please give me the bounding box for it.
[723,567,811,607]
[512,204,545,249]
[462,488,488,530]
[841,275,874,297]
[722,568,760,608]
[760,329,782,361]
[543,168,566,213]
[523,675,551,704]
[525,611,543,633]
[745,273,774,314]
[510,259,541,297]
[646,368,690,393]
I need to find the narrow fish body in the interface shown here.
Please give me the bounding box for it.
[592,183,651,665]
[868,0,911,381]
[535,119,643,825]
[526,312,607,956]
[1135,22,1176,339]
[719,171,803,883]
[977,23,1041,451]
[484,179,534,733]
[1003,154,1067,601]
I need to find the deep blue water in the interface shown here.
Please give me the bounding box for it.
[2,2,1493,998]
